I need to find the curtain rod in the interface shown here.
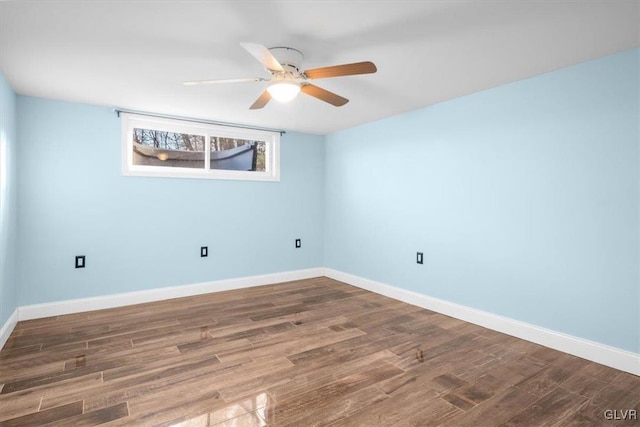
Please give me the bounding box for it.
[113,108,286,135]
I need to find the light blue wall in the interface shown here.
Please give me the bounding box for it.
[325,49,639,352]
[17,97,324,305]
[0,73,18,326]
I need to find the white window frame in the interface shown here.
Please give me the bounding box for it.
[121,113,280,181]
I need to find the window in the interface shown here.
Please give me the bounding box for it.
[121,113,280,181]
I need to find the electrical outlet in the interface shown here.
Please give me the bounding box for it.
[416,252,423,265]
[201,246,208,257]
[295,239,301,248]
[75,255,85,269]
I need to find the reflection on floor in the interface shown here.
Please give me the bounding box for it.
[169,393,268,426]
[0,277,638,426]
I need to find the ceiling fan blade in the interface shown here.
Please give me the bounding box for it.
[183,77,267,86]
[303,61,377,79]
[249,90,272,110]
[240,42,284,72]
[301,84,349,107]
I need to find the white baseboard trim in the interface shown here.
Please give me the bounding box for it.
[18,268,324,322]
[323,268,640,376]
[0,308,18,350]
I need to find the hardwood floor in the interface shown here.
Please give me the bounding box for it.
[0,277,638,426]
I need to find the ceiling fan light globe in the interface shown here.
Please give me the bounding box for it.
[267,82,300,102]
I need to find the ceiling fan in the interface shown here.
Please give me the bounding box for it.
[183,43,377,109]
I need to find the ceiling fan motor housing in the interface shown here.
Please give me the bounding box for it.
[269,47,304,73]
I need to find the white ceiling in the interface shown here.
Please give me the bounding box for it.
[0,1,638,135]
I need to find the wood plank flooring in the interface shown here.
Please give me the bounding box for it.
[0,277,638,426]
